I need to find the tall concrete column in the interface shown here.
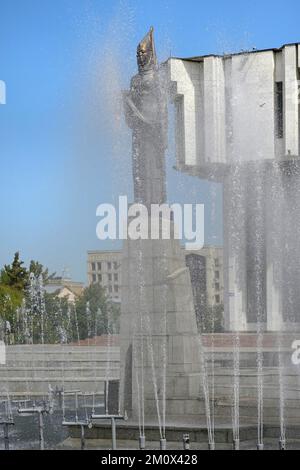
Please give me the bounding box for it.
[265,164,283,331]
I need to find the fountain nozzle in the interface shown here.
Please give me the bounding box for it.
[208,442,215,450]
[233,438,240,450]
[139,435,146,450]
[257,443,264,451]
[183,434,190,450]
[279,438,286,450]
[160,438,167,450]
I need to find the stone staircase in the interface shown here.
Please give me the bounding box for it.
[1,343,300,429]
[0,344,120,397]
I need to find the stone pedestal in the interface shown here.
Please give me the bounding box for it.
[119,231,204,423]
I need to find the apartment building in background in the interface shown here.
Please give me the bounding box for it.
[87,250,122,303]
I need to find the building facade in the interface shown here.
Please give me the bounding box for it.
[168,43,300,331]
[87,250,122,302]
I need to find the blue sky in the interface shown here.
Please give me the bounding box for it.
[0,0,299,282]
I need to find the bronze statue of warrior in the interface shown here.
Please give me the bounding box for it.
[123,27,168,207]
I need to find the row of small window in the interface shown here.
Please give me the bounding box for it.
[91,276,119,293]
[92,273,118,283]
[107,285,119,294]
[91,261,119,271]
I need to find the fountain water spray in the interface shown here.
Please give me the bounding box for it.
[131,245,146,441]
[132,241,166,445]
[18,398,54,451]
[104,306,113,415]
[228,166,241,450]
[232,322,240,449]
[196,332,215,449]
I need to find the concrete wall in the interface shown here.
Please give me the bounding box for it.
[169,44,300,170]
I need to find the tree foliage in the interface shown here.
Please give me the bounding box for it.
[75,283,120,340]
[0,284,23,323]
[1,252,28,290]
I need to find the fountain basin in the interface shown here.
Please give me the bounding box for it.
[67,420,258,444]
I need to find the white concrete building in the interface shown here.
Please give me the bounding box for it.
[168,44,300,331]
[168,43,300,170]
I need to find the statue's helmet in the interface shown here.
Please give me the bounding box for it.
[137,26,157,72]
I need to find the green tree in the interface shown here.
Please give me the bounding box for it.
[1,252,28,291]
[43,294,71,344]
[75,284,120,340]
